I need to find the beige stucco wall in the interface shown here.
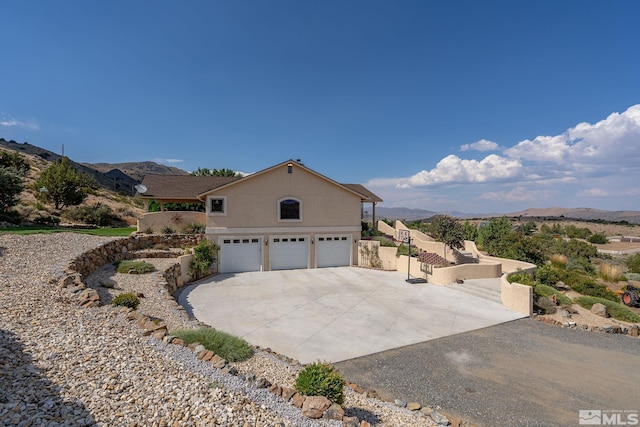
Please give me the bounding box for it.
[376,220,396,237]
[137,211,207,233]
[396,255,502,284]
[204,165,361,230]
[480,254,536,274]
[501,275,533,316]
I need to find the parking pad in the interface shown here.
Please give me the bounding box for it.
[179,267,525,363]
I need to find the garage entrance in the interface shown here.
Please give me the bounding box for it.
[218,237,262,273]
[270,236,309,270]
[316,235,351,267]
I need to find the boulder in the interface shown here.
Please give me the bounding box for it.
[281,387,296,401]
[628,325,639,337]
[407,402,421,411]
[301,396,331,419]
[342,416,360,427]
[591,303,608,317]
[291,393,305,408]
[322,403,344,421]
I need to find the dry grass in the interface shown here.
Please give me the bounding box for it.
[550,254,568,269]
[598,262,624,282]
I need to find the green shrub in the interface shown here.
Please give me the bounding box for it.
[506,271,537,287]
[112,292,140,310]
[536,296,557,314]
[569,277,619,301]
[373,236,397,247]
[161,226,175,234]
[171,328,253,362]
[189,240,218,279]
[61,203,119,226]
[588,233,608,244]
[534,284,572,305]
[33,214,60,226]
[534,264,560,286]
[573,296,640,323]
[625,272,640,281]
[295,362,345,405]
[116,260,155,274]
[142,226,154,234]
[627,253,640,274]
[182,222,206,234]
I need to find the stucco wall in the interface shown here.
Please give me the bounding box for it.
[501,275,533,316]
[204,165,362,230]
[396,255,502,284]
[376,220,396,237]
[137,211,206,233]
[480,254,536,274]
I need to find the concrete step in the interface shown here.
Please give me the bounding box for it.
[448,279,502,304]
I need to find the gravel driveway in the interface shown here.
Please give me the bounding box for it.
[335,318,640,427]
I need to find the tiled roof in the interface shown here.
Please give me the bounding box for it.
[418,252,448,265]
[342,184,384,202]
[137,175,241,200]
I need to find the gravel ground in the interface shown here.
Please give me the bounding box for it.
[0,233,436,426]
[336,318,640,427]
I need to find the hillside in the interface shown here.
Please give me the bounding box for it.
[0,138,189,195]
[86,162,189,182]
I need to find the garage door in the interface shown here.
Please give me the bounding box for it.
[219,237,262,273]
[316,235,351,267]
[270,236,309,270]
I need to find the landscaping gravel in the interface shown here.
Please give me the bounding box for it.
[0,233,436,426]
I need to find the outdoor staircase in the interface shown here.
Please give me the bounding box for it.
[448,278,502,304]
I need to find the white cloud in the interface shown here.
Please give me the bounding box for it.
[479,187,554,202]
[397,154,522,188]
[0,114,39,131]
[153,158,184,164]
[460,139,499,152]
[506,105,640,169]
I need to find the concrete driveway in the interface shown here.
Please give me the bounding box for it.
[179,267,525,363]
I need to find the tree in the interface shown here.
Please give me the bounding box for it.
[0,167,24,211]
[0,151,30,174]
[477,216,513,256]
[190,167,242,177]
[462,220,478,241]
[431,215,465,259]
[32,157,96,210]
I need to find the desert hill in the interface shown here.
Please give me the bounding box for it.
[86,161,188,182]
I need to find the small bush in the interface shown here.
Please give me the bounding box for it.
[182,222,206,234]
[189,240,218,279]
[534,264,560,286]
[598,262,624,282]
[626,272,640,281]
[574,296,640,323]
[507,271,537,287]
[33,214,60,226]
[588,233,608,244]
[570,277,619,302]
[373,236,397,247]
[161,226,175,234]
[295,362,345,405]
[61,203,119,226]
[116,260,155,274]
[112,292,140,310]
[549,254,568,269]
[627,253,640,274]
[536,296,557,314]
[534,283,572,306]
[100,280,116,289]
[171,328,253,362]
[142,226,154,234]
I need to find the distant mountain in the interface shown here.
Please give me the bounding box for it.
[86,162,189,182]
[0,138,188,195]
[371,207,438,221]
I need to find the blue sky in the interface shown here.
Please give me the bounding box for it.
[1,1,639,213]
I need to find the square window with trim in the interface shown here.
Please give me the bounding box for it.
[210,198,225,213]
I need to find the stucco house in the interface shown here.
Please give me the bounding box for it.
[136,160,382,273]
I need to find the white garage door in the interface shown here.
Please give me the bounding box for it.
[270,236,309,270]
[316,235,351,268]
[219,237,262,273]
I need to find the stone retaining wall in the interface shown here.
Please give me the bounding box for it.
[64,234,203,279]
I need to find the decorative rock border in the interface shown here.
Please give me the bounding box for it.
[534,314,640,337]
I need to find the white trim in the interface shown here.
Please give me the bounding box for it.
[207,195,227,216]
[206,225,361,234]
[277,196,302,222]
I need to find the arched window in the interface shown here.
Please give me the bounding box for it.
[279,198,301,220]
